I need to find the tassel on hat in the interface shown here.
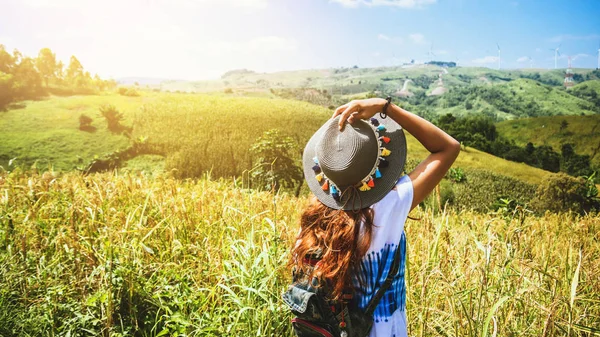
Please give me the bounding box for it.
[315,173,323,182]
[321,180,329,191]
[380,136,390,144]
[381,148,391,157]
[377,125,386,132]
[375,168,382,178]
[370,118,380,126]
[359,181,371,191]
[330,185,340,200]
[367,178,375,188]
[312,165,321,173]
[379,158,389,167]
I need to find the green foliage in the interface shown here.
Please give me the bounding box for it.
[451,169,537,212]
[78,113,94,132]
[118,87,140,97]
[35,47,57,87]
[249,129,302,193]
[99,104,127,134]
[531,172,599,214]
[0,44,113,108]
[441,114,592,177]
[496,114,600,167]
[447,167,466,183]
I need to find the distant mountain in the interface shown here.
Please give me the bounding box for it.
[117,77,184,86]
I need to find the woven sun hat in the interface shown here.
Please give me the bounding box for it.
[302,115,407,211]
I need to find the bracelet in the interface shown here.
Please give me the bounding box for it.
[380,96,392,119]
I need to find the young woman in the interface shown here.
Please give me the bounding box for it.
[292,97,460,336]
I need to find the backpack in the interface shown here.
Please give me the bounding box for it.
[282,246,402,337]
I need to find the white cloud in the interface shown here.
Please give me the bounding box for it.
[409,33,427,45]
[378,34,391,41]
[331,0,437,9]
[549,34,600,43]
[516,56,529,62]
[472,56,499,64]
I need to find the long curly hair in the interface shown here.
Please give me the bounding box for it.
[291,197,375,300]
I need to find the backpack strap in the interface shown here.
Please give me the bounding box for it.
[364,243,403,317]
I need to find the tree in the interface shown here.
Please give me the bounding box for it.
[249,129,303,195]
[559,119,569,132]
[99,104,127,133]
[12,57,43,99]
[0,72,14,108]
[531,172,597,214]
[66,55,84,85]
[36,48,57,87]
[0,44,14,73]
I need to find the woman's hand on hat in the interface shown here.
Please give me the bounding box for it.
[332,98,388,131]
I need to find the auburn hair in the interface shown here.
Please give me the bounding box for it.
[291,197,375,300]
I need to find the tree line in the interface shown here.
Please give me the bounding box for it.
[436,113,598,180]
[0,45,116,109]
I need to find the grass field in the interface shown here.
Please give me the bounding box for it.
[0,92,555,186]
[0,93,154,171]
[0,170,598,336]
[496,114,600,166]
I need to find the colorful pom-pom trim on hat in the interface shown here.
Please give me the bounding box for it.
[312,118,392,199]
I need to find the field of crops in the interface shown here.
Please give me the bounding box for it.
[1,170,598,336]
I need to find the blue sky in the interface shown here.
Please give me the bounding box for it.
[1,0,599,80]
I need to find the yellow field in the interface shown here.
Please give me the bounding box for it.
[0,170,598,336]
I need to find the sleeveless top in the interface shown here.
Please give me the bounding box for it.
[351,175,414,337]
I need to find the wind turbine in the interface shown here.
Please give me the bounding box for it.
[426,43,436,64]
[528,56,534,69]
[597,41,600,70]
[497,43,501,70]
[550,44,561,69]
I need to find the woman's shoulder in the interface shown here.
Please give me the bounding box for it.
[374,175,413,211]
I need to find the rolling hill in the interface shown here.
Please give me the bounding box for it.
[0,92,553,185]
[496,114,600,167]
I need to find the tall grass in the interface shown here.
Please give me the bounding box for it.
[1,170,598,336]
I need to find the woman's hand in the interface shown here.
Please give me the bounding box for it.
[331,98,388,131]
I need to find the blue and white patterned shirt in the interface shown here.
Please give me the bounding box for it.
[352,175,413,337]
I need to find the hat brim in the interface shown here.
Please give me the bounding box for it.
[302,115,407,211]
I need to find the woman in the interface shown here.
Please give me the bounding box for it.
[291,97,460,336]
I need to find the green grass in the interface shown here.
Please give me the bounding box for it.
[496,114,600,166]
[0,170,598,336]
[0,93,156,171]
[0,92,555,186]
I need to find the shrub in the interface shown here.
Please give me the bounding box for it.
[78,114,94,132]
[249,129,302,194]
[447,167,466,183]
[224,88,233,94]
[530,172,599,214]
[118,87,140,97]
[99,104,127,133]
[451,169,537,212]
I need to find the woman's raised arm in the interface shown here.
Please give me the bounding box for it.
[333,98,460,210]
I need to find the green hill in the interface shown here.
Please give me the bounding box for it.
[0,92,553,185]
[496,114,600,167]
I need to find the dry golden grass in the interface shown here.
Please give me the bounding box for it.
[0,170,598,336]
